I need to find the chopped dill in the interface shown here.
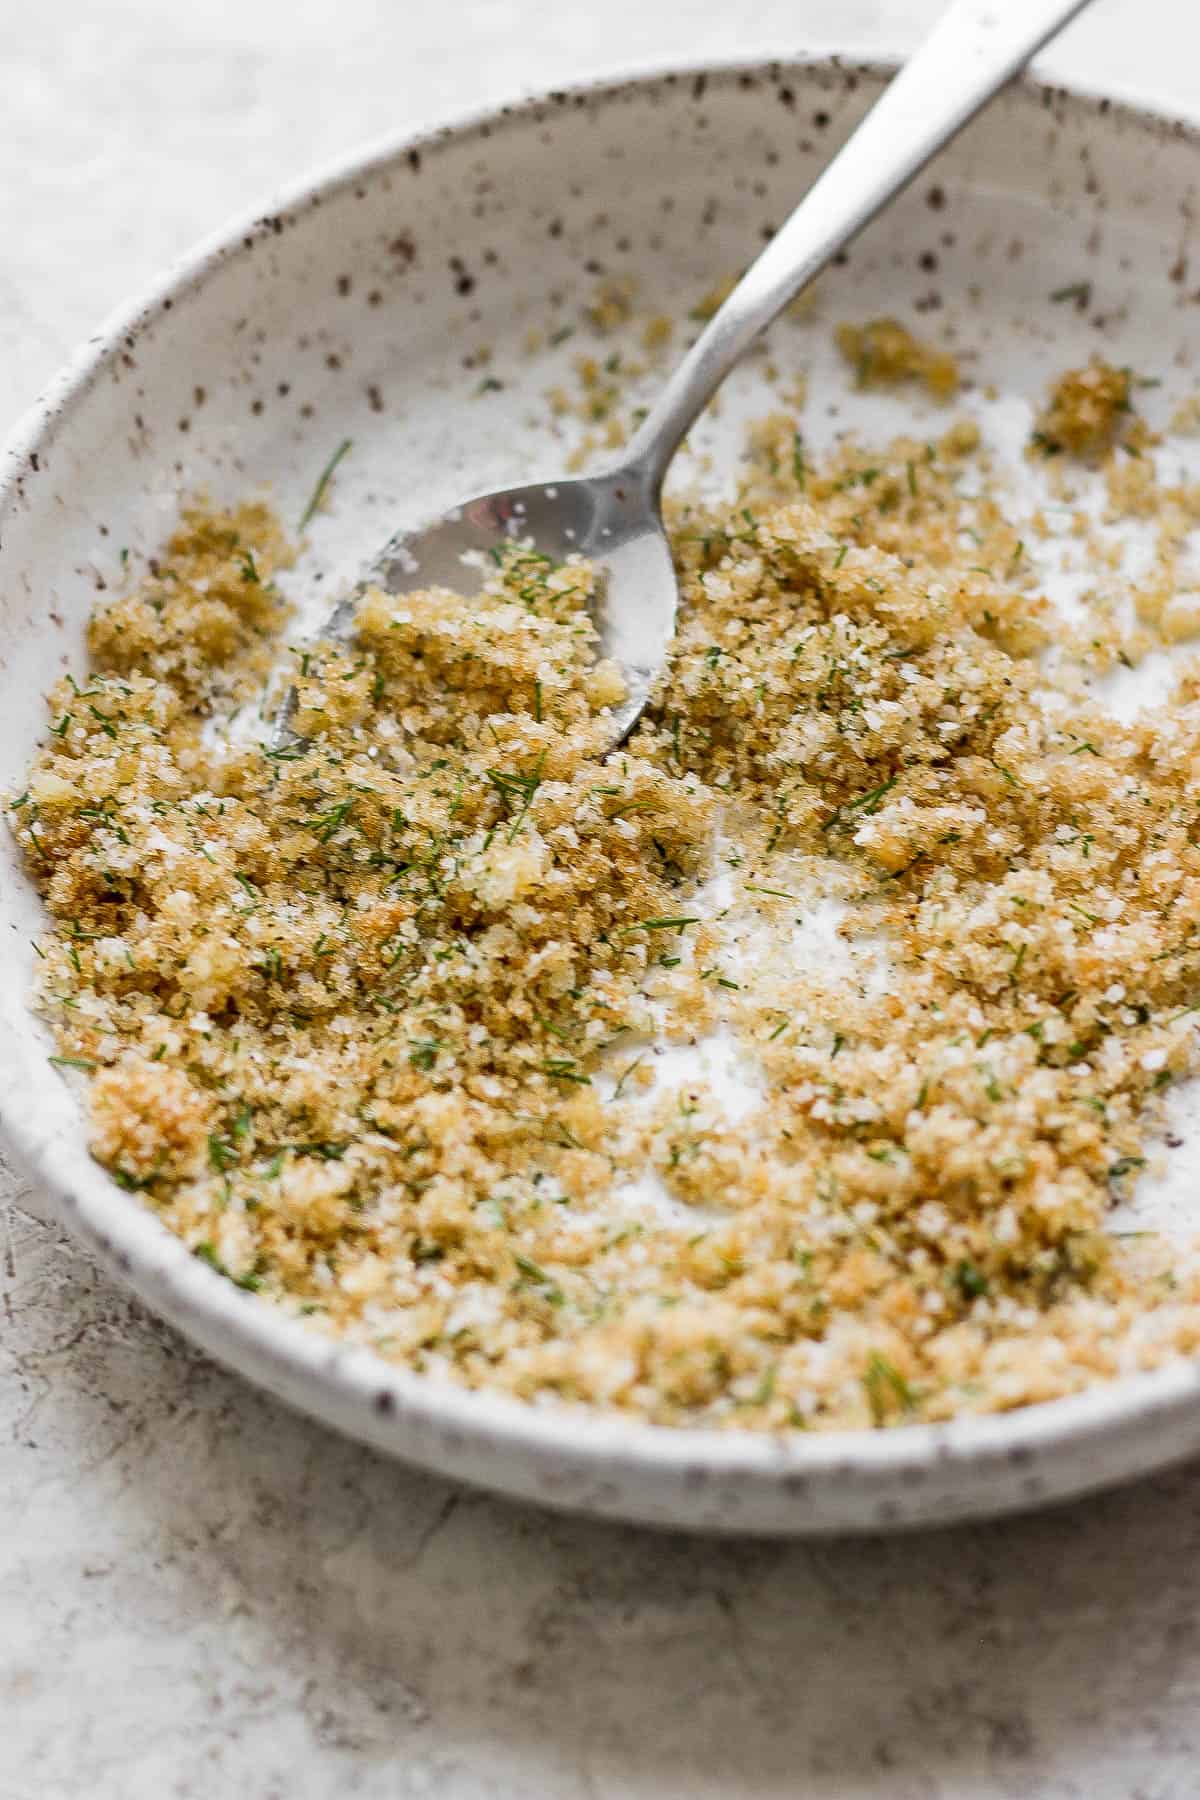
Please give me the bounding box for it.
[298,437,353,531]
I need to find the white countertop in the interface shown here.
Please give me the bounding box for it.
[5,3,1200,1794]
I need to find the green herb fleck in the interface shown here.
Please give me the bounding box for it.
[954,1260,989,1300]
[298,438,353,531]
[1050,280,1092,305]
[514,1253,564,1305]
[863,1351,916,1425]
[541,1058,591,1086]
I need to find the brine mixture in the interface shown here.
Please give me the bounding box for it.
[14,350,1200,1430]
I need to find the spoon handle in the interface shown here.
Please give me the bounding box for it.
[621,0,1095,490]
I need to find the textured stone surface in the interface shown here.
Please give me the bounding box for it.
[4,2,1200,1794]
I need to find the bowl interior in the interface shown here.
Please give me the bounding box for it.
[5,60,1200,1528]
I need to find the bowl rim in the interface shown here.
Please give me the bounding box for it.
[5,49,1200,1498]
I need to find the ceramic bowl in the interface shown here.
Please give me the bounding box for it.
[5,57,1200,1534]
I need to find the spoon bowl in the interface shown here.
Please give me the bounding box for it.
[290,463,676,747]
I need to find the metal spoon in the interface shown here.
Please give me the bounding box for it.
[284,0,1094,750]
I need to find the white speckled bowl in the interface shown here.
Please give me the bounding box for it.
[6,58,1200,1534]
